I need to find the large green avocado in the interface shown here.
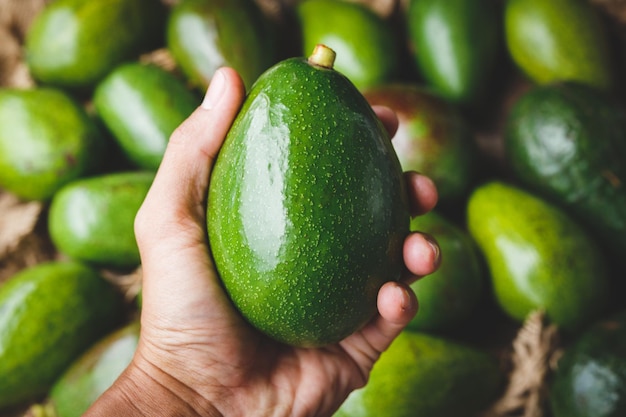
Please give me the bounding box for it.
[504,82,626,273]
[504,0,613,90]
[333,331,502,417]
[406,0,502,106]
[363,83,481,206]
[93,62,199,171]
[167,0,277,91]
[0,87,107,201]
[466,181,611,333]
[47,321,140,417]
[550,310,626,417]
[48,171,154,270]
[408,210,486,333]
[0,261,124,409]
[25,0,167,90]
[207,45,409,347]
[296,0,399,90]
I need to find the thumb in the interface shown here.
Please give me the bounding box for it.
[135,67,246,261]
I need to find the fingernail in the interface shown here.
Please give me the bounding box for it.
[201,68,226,110]
[423,233,441,270]
[397,285,413,311]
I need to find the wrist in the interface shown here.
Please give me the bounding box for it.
[85,355,224,417]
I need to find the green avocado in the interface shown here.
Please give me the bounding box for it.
[334,331,502,417]
[296,0,399,90]
[408,210,485,333]
[93,62,199,171]
[406,0,502,105]
[504,82,626,272]
[0,261,124,409]
[0,87,107,201]
[48,171,154,270]
[550,310,626,417]
[207,45,409,347]
[48,321,140,417]
[25,0,167,90]
[466,181,611,333]
[504,0,613,90]
[167,0,277,91]
[363,83,481,205]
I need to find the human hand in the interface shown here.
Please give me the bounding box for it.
[85,67,440,417]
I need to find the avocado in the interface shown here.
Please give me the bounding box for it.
[48,171,154,270]
[0,260,124,409]
[25,0,167,90]
[405,0,502,106]
[48,321,139,417]
[550,309,626,417]
[334,331,502,417]
[408,210,486,333]
[207,45,409,347]
[296,0,399,90]
[167,0,277,91]
[504,82,626,273]
[363,83,481,206]
[0,87,107,201]
[93,62,199,171]
[466,181,611,333]
[504,0,613,90]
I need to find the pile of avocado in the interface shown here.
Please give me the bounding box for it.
[1,0,626,416]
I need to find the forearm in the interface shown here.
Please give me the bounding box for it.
[85,359,224,417]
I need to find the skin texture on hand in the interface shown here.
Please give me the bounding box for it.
[85,67,440,417]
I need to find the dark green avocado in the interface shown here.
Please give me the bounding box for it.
[0,261,124,409]
[504,82,626,271]
[406,0,502,105]
[25,0,167,90]
[207,45,409,347]
[408,210,485,333]
[167,0,277,91]
[550,310,626,417]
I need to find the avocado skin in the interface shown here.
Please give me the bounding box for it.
[207,55,409,347]
[406,0,502,105]
[49,321,139,417]
[467,181,611,333]
[505,0,613,90]
[0,88,107,201]
[363,83,481,205]
[48,171,154,269]
[550,310,626,417]
[408,210,485,333]
[25,0,167,90]
[296,0,399,90]
[334,331,502,417]
[167,0,276,91]
[0,261,124,409]
[504,82,626,271]
[94,63,199,171]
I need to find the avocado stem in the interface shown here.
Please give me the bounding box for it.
[308,44,336,69]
